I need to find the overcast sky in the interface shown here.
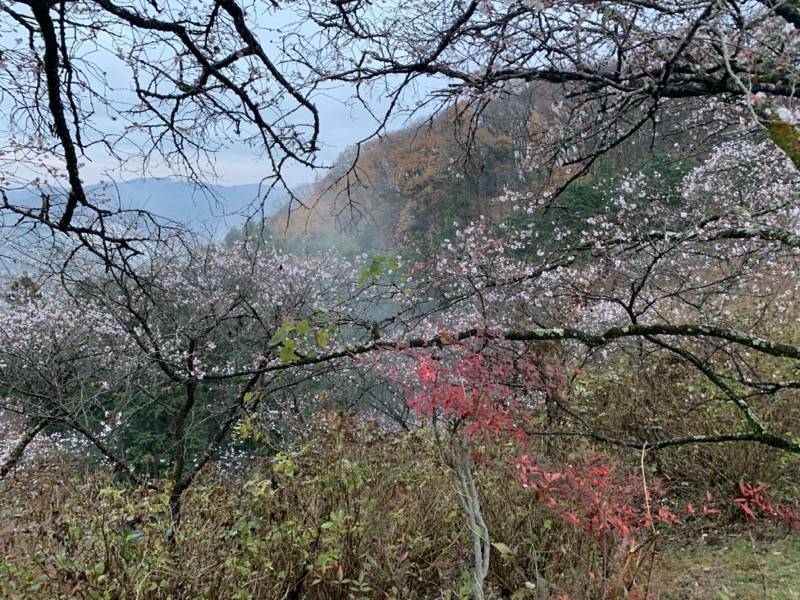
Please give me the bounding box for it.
[76,88,390,188]
[0,3,432,191]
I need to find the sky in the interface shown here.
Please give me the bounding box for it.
[76,90,387,188]
[0,2,427,191]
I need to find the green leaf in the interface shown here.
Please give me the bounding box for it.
[268,329,288,347]
[295,320,312,335]
[459,580,474,598]
[316,329,329,348]
[359,255,394,285]
[278,345,298,364]
[492,542,513,556]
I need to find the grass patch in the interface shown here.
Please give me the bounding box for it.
[656,526,800,599]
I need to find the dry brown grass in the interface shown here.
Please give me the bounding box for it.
[1,409,797,599]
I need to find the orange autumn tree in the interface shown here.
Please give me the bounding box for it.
[387,109,514,239]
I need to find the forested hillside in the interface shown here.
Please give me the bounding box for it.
[261,87,699,254]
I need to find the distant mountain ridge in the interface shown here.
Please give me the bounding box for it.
[91,178,288,234]
[4,178,288,238]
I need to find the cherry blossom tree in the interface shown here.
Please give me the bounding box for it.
[2,0,800,536]
[393,137,800,457]
[2,134,800,570]
[0,235,408,531]
[347,136,800,594]
[5,0,800,265]
[308,0,800,189]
